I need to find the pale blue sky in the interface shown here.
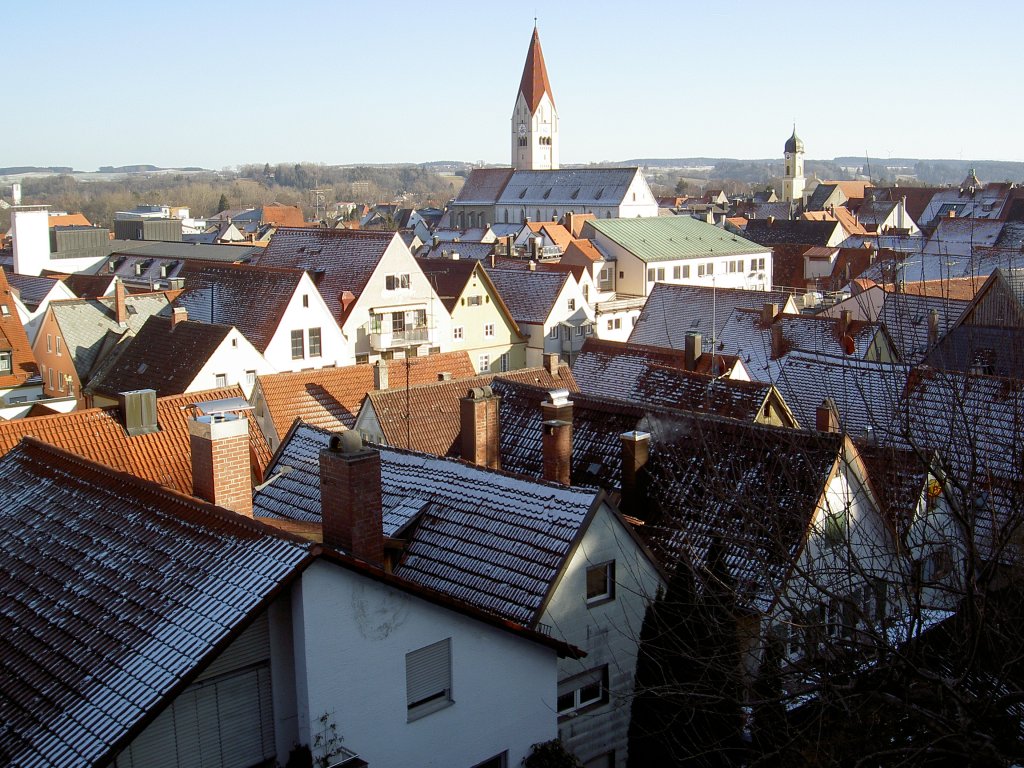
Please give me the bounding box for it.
[6,0,1021,170]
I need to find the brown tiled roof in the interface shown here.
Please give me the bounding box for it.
[175,259,305,351]
[50,271,116,298]
[256,351,477,438]
[0,437,311,768]
[415,257,479,313]
[363,364,576,456]
[562,238,604,264]
[87,316,233,397]
[255,228,398,324]
[0,269,39,388]
[886,277,983,301]
[261,203,306,227]
[518,27,555,111]
[454,168,516,205]
[0,387,272,493]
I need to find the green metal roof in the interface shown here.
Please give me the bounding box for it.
[588,216,767,263]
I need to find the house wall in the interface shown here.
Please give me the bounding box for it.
[12,210,108,276]
[290,559,558,768]
[264,273,353,371]
[616,173,660,219]
[448,269,527,374]
[539,279,594,366]
[540,502,664,768]
[33,311,83,406]
[23,282,77,344]
[342,236,453,363]
[190,328,275,398]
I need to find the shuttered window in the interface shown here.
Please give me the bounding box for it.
[406,638,452,721]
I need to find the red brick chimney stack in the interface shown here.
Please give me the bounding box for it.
[815,398,840,433]
[189,411,253,517]
[171,307,188,328]
[114,278,128,325]
[320,431,384,566]
[544,352,560,377]
[460,386,502,470]
[541,389,573,486]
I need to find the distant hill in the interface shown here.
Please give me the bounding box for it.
[97,165,208,173]
[0,166,76,175]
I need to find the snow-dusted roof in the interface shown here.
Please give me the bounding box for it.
[0,439,311,768]
[253,422,599,627]
[496,167,643,208]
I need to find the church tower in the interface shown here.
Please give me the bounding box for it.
[511,27,559,170]
[782,126,805,210]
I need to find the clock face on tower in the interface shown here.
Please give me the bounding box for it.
[518,122,527,137]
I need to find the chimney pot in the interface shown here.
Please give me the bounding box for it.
[838,308,853,336]
[320,433,384,566]
[762,302,778,326]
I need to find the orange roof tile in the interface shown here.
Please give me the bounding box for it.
[562,239,604,264]
[256,351,477,439]
[261,204,306,228]
[47,213,91,228]
[517,27,555,112]
[883,276,983,302]
[363,365,577,456]
[0,269,39,388]
[0,387,272,493]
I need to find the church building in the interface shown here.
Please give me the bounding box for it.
[448,27,658,230]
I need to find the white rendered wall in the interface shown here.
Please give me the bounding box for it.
[291,560,558,768]
[11,210,51,277]
[191,328,274,397]
[265,273,353,371]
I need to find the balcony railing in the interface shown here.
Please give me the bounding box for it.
[369,326,431,351]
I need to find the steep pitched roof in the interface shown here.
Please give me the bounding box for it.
[0,270,39,388]
[256,352,477,437]
[585,216,766,262]
[572,337,688,401]
[255,228,399,324]
[255,422,600,628]
[627,282,796,350]
[484,267,570,325]
[87,316,233,397]
[497,167,645,208]
[261,204,306,227]
[175,260,306,351]
[517,27,556,112]
[361,364,576,456]
[48,292,171,380]
[0,438,311,768]
[453,168,516,205]
[3,268,61,309]
[562,238,604,264]
[415,257,482,313]
[0,387,272,493]
[879,292,969,363]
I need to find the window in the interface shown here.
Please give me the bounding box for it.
[231,337,238,348]
[290,329,304,360]
[656,267,665,281]
[583,284,589,301]
[406,638,452,721]
[576,325,586,337]
[302,293,309,308]
[385,273,411,291]
[453,326,464,341]
[48,367,54,390]
[500,352,510,372]
[557,666,609,716]
[483,323,495,338]
[647,268,655,282]
[750,257,766,272]
[822,505,848,548]
[47,335,52,353]
[58,372,64,392]
[673,265,681,280]
[215,373,227,387]
[466,295,483,306]
[308,327,322,357]
[479,353,491,371]
[681,265,690,279]
[246,370,256,387]
[0,351,11,374]
[56,337,62,356]
[607,318,621,330]
[586,561,616,603]
[599,267,613,288]
[568,298,576,311]
[0,305,8,316]
[728,259,743,273]
[698,263,713,277]
[549,327,558,339]
[472,753,508,768]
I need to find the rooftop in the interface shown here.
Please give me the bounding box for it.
[585,215,767,262]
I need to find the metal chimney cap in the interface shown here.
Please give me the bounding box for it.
[545,388,570,406]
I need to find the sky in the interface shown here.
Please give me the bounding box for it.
[5,0,1023,170]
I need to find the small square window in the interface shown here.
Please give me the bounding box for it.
[479,354,491,372]
[406,638,452,721]
[484,323,495,338]
[0,351,11,374]
[215,373,227,387]
[557,666,609,717]
[586,561,615,603]
[453,326,464,341]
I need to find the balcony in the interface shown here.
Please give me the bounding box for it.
[369,326,432,351]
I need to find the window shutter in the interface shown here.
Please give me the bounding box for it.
[406,638,451,707]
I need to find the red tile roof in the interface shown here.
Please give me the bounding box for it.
[363,364,576,456]
[261,204,306,227]
[46,212,92,228]
[0,269,39,388]
[518,27,556,111]
[256,351,477,439]
[562,238,604,264]
[0,387,272,493]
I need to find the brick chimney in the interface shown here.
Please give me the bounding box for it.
[373,359,388,390]
[190,410,253,517]
[460,386,501,469]
[114,278,128,325]
[544,352,560,377]
[541,389,573,486]
[684,332,702,371]
[320,431,384,566]
[171,306,188,328]
[761,302,777,327]
[837,309,853,337]
[620,430,651,519]
[815,398,840,433]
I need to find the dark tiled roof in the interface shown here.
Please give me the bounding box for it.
[627,282,796,351]
[415,258,479,313]
[254,422,599,627]
[572,337,688,401]
[87,316,233,397]
[362,365,576,456]
[255,228,398,324]
[3,268,59,308]
[453,168,515,205]
[0,438,311,768]
[879,292,969,364]
[924,325,1024,379]
[108,240,261,263]
[256,352,477,438]
[57,273,116,298]
[498,168,644,208]
[743,219,842,247]
[0,387,272,494]
[484,267,568,325]
[422,241,496,262]
[175,260,306,351]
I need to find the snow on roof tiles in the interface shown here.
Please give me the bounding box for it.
[483,268,568,326]
[0,438,310,768]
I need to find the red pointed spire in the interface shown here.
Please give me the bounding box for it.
[517,27,555,112]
